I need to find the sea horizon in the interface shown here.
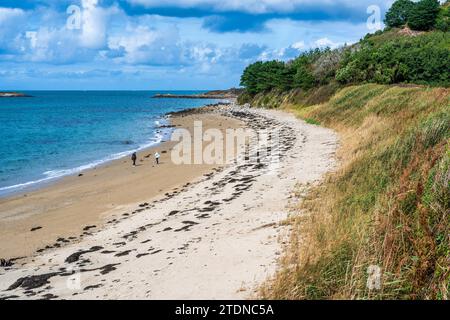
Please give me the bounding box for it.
[1,0,447,304]
[2,89,229,92]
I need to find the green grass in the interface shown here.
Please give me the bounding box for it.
[304,118,320,125]
[259,84,449,300]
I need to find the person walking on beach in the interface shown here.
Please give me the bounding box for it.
[131,152,137,166]
[154,151,161,165]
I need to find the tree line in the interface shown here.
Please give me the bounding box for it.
[240,1,449,95]
[385,0,449,31]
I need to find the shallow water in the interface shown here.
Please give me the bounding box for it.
[0,91,220,196]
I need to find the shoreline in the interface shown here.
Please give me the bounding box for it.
[0,101,232,199]
[0,122,173,199]
[0,104,338,300]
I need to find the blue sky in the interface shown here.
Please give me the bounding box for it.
[0,0,395,90]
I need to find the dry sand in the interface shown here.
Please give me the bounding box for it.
[0,111,244,258]
[0,105,338,300]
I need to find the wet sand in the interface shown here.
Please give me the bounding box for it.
[0,109,244,258]
[0,105,338,300]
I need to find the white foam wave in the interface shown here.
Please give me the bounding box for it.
[0,129,169,195]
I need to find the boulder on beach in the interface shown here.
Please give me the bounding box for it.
[0,258,12,267]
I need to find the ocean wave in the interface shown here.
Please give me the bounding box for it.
[0,175,57,193]
[0,129,170,196]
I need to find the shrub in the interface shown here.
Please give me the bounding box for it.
[335,32,450,87]
[311,48,345,84]
[435,4,450,32]
[240,60,291,94]
[263,85,449,300]
[384,0,414,28]
[408,0,441,31]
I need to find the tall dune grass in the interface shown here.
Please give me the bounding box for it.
[261,84,449,299]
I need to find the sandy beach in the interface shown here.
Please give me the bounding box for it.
[0,104,337,300]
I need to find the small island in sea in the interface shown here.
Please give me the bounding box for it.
[152,88,243,99]
[0,0,448,303]
[0,92,31,98]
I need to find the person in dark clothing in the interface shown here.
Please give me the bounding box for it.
[131,152,137,166]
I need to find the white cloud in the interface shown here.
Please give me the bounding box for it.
[0,2,122,63]
[257,36,344,61]
[20,27,96,63]
[79,0,119,49]
[314,37,341,49]
[0,1,376,89]
[291,41,305,50]
[107,24,184,65]
[0,7,25,23]
[188,44,218,62]
[0,8,27,49]
[127,0,391,14]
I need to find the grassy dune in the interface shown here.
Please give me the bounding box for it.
[260,84,449,299]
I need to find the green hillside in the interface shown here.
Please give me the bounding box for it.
[238,1,449,105]
[238,0,450,300]
[238,29,449,107]
[260,84,449,299]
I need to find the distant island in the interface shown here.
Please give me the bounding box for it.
[0,92,31,98]
[153,88,243,99]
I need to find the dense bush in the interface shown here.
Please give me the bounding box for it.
[336,32,450,86]
[384,0,414,28]
[385,0,442,31]
[311,48,346,84]
[290,54,316,90]
[240,60,291,94]
[435,3,450,32]
[240,31,449,96]
[262,84,450,300]
[408,0,441,31]
[239,1,449,96]
[240,48,342,95]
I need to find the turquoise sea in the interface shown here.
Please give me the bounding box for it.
[0,91,221,197]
